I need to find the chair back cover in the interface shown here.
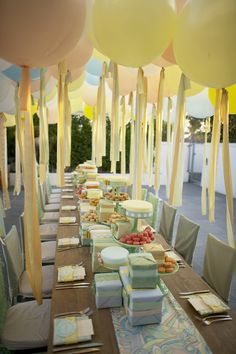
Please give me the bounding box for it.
[159,202,177,244]
[0,255,10,336]
[203,233,236,302]
[3,226,24,296]
[0,196,6,218]
[141,188,148,201]
[0,214,6,238]
[146,192,160,230]
[174,215,200,265]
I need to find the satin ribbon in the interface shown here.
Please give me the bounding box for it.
[169,74,190,206]
[166,97,173,198]
[39,68,47,182]
[147,104,155,186]
[154,68,165,192]
[221,89,235,247]
[57,60,67,187]
[208,89,221,222]
[0,114,11,209]
[65,70,72,167]
[13,126,21,196]
[19,67,42,304]
[128,92,134,181]
[120,96,126,174]
[201,117,210,215]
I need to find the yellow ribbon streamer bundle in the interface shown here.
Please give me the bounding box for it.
[0,114,11,209]
[221,89,235,247]
[208,90,221,222]
[147,104,156,186]
[128,92,134,181]
[166,97,173,198]
[19,67,42,304]
[57,60,67,187]
[169,74,190,206]
[120,96,126,174]
[39,68,48,182]
[13,126,21,196]
[65,70,72,167]
[154,68,165,193]
[201,117,210,215]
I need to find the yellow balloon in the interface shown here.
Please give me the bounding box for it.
[164,65,203,97]
[84,104,93,120]
[69,73,85,92]
[173,0,236,88]
[91,0,176,67]
[209,85,236,114]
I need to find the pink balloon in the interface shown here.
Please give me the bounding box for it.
[147,75,160,103]
[152,56,173,68]
[0,0,86,67]
[80,82,98,107]
[67,35,93,71]
[107,65,137,96]
[162,42,176,64]
[175,0,187,14]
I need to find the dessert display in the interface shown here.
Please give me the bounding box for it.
[121,200,153,216]
[107,212,129,224]
[104,191,129,201]
[143,243,165,264]
[101,246,129,269]
[89,198,100,207]
[85,181,100,189]
[119,226,155,246]
[86,189,103,199]
[81,210,99,222]
[157,255,177,273]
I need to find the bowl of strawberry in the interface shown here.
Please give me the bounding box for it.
[118,227,155,246]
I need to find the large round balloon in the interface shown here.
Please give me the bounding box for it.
[173,0,236,88]
[209,85,236,114]
[91,0,176,67]
[147,75,160,103]
[162,43,176,65]
[85,72,100,86]
[152,56,173,68]
[0,0,86,67]
[86,57,103,76]
[186,89,214,118]
[67,35,93,71]
[80,82,98,106]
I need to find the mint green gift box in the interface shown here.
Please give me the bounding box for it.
[128,253,157,289]
[95,273,122,308]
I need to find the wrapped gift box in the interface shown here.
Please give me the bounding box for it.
[120,266,163,326]
[94,273,122,308]
[92,237,117,273]
[128,253,157,289]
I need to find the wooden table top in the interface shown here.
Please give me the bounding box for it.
[47,190,236,354]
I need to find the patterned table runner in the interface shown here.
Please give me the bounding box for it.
[111,281,211,354]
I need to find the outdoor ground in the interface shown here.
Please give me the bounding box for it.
[2,182,236,310]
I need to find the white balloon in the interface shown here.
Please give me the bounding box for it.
[186,88,214,118]
[0,72,15,101]
[33,76,57,99]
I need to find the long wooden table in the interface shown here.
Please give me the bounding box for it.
[48,190,236,354]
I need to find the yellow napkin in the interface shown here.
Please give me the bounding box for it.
[58,237,80,248]
[53,315,93,346]
[188,292,229,315]
[61,195,74,199]
[58,265,86,282]
[59,216,76,224]
[61,205,76,211]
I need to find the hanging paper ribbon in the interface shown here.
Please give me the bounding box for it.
[65,70,72,167]
[92,107,96,162]
[39,68,47,182]
[201,117,210,215]
[57,60,67,187]
[19,67,42,304]
[100,62,107,157]
[221,89,235,248]
[13,126,21,196]
[166,97,173,198]
[0,114,11,209]
[120,96,126,174]
[96,82,103,167]
[154,68,165,193]
[109,62,120,173]
[132,68,145,199]
[142,77,148,174]
[14,85,24,165]
[208,89,221,222]
[147,104,155,186]
[128,92,134,181]
[169,74,190,206]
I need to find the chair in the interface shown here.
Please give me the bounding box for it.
[202,233,236,302]
[45,174,61,204]
[0,214,6,238]
[39,182,60,212]
[0,255,51,351]
[159,201,177,245]
[126,185,147,200]
[141,188,148,200]
[174,215,200,265]
[19,213,56,265]
[2,226,53,299]
[37,184,59,224]
[146,192,160,230]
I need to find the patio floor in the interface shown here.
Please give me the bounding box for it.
[1,182,236,310]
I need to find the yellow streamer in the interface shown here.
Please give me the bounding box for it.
[65,71,72,167]
[166,97,173,198]
[147,104,155,186]
[92,107,96,163]
[128,92,134,181]
[201,118,210,215]
[110,62,120,172]
[39,68,47,182]
[0,114,11,209]
[208,89,221,222]
[221,89,235,247]
[120,96,126,174]
[13,126,21,196]
[169,74,190,206]
[154,68,165,192]
[57,60,67,187]
[20,67,42,304]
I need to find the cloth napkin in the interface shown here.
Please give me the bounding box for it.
[61,195,74,199]
[58,265,86,282]
[59,216,76,224]
[53,315,93,346]
[61,205,76,211]
[188,292,229,315]
[62,188,73,192]
[58,237,80,248]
